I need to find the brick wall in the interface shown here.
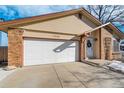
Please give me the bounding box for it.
[101,28,113,60]
[8,29,23,67]
[104,37,112,60]
[112,52,122,60]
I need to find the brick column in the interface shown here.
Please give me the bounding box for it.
[80,36,87,61]
[104,37,112,60]
[8,29,24,67]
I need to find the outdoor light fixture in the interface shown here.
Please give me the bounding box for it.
[94,38,97,41]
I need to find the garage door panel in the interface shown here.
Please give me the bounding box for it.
[24,39,79,66]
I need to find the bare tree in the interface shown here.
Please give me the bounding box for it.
[112,15,124,28]
[84,5,124,25]
[49,5,124,27]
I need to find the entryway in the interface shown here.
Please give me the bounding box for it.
[86,37,94,59]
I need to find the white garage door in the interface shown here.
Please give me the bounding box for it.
[24,38,79,66]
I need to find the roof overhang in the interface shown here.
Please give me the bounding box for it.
[80,22,124,40]
[0,8,123,39]
[80,22,111,35]
[0,8,101,30]
[0,9,82,30]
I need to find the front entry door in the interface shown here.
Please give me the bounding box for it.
[86,38,94,59]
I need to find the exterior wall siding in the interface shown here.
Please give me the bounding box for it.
[91,30,100,59]
[8,29,23,67]
[112,52,122,60]
[21,15,93,35]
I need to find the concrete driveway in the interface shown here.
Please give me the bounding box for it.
[0,62,124,88]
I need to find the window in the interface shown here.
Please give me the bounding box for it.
[120,41,124,44]
[113,40,120,52]
[120,40,124,52]
[0,31,8,46]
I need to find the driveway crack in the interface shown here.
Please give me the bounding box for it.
[63,65,88,88]
[52,64,63,88]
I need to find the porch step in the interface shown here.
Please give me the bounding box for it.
[82,59,112,67]
[82,60,100,67]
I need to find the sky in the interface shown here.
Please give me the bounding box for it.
[0,5,81,21]
[0,5,124,46]
[0,5,81,46]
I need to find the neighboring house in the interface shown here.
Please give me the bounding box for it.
[0,8,124,67]
[0,18,4,46]
[0,22,8,47]
[0,31,8,46]
[0,32,8,63]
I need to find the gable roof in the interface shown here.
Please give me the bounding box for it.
[0,8,124,39]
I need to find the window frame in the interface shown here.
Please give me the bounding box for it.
[119,40,124,52]
[112,38,120,53]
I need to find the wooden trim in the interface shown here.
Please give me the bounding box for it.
[80,36,86,60]
[79,37,82,61]
[80,12,101,26]
[84,38,87,59]
[112,52,121,54]
[78,13,82,19]
[79,22,111,36]
[23,37,80,41]
[79,35,86,61]
[12,27,78,36]
[99,28,102,59]
[0,29,8,33]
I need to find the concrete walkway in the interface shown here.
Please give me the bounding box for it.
[0,62,124,88]
[0,68,15,82]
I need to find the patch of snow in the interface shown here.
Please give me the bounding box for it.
[107,61,124,73]
[0,68,16,82]
[112,60,122,63]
